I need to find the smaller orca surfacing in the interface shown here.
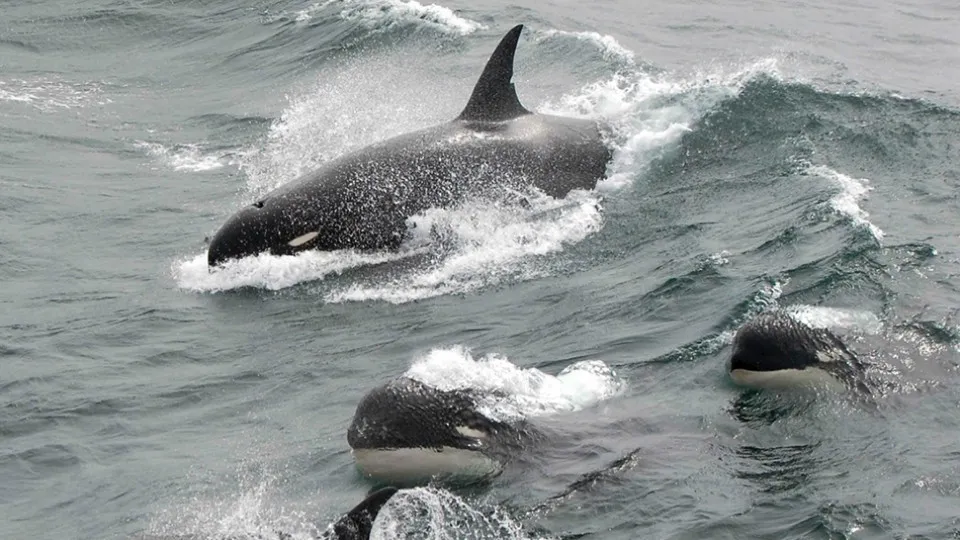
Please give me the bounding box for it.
[727,310,872,393]
[206,24,612,268]
[347,377,539,485]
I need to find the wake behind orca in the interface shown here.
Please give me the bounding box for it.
[207,24,612,267]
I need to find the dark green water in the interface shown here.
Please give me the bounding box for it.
[3,0,960,538]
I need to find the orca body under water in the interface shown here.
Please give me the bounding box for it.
[206,24,612,267]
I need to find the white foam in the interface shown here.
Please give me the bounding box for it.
[403,345,625,422]
[802,163,884,242]
[294,0,484,35]
[783,304,883,334]
[0,77,110,111]
[173,248,421,293]
[372,486,534,540]
[135,141,230,172]
[325,190,604,303]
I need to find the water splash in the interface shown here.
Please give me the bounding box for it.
[403,345,625,422]
[371,486,543,540]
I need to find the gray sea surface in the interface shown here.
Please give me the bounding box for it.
[2,0,960,538]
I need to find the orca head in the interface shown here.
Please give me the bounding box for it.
[728,311,857,391]
[347,377,515,484]
[206,193,328,267]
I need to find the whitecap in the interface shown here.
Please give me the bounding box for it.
[403,345,625,422]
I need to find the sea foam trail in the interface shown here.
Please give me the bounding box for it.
[294,0,484,35]
[402,345,625,422]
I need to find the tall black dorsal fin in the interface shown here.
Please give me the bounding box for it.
[457,24,531,122]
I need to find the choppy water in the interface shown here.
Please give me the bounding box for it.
[3,0,960,539]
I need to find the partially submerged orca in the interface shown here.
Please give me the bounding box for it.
[207,24,612,267]
[727,310,871,392]
[347,377,539,485]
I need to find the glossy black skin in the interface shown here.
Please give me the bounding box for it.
[207,24,611,267]
[729,310,869,388]
[347,377,535,460]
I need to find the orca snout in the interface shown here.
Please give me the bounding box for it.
[207,200,322,268]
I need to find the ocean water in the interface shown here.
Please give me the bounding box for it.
[3,0,960,538]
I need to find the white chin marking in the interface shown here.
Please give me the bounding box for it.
[455,425,487,439]
[287,231,319,247]
[729,367,847,392]
[352,447,501,484]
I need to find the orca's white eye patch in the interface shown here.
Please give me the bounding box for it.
[287,231,319,247]
[456,425,487,439]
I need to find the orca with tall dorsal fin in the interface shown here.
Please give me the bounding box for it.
[207,24,612,267]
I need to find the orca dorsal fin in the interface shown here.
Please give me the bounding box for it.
[457,24,531,122]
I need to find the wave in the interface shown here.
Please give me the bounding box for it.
[293,0,484,35]
[402,345,625,422]
[535,28,636,67]
[801,163,883,243]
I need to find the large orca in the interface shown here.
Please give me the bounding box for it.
[727,310,871,393]
[347,376,540,485]
[207,24,612,267]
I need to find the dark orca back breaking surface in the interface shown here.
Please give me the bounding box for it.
[727,310,870,392]
[207,24,612,267]
[347,376,539,485]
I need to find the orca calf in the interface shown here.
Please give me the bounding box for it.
[347,377,538,485]
[727,310,870,392]
[207,24,612,267]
